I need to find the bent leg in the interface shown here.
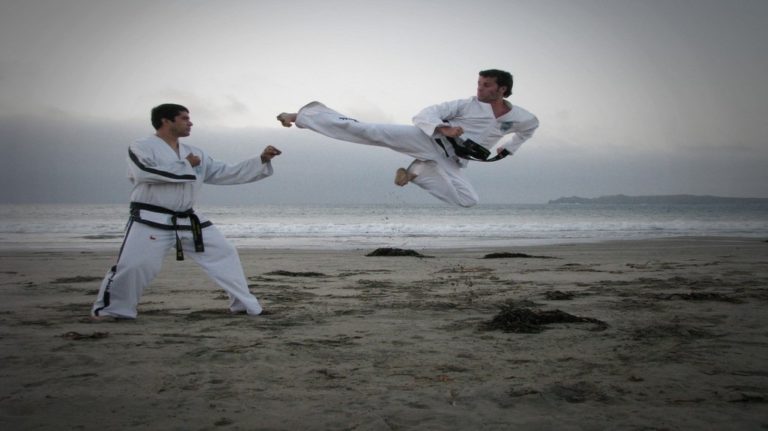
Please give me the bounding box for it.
[92,222,172,319]
[185,227,263,315]
[294,101,440,161]
[408,160,480,207]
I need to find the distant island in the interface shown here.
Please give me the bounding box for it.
[548,194,768,205]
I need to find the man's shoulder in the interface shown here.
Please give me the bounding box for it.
[132,136,202,152]
[460,96,494,115]
[429,96,476,107]
[133,135,162,148]
[508,104,536,120]
[452,96,479,106]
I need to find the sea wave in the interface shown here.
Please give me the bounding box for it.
[1,203,766,250]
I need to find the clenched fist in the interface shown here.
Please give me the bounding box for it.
[186,153,201,167]
[260,145,282,163]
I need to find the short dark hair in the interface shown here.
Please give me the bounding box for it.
[479,69,513,97]
[151,103,189,130]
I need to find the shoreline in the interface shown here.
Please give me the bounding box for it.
[1,236,767,429]
[1,234,766,254]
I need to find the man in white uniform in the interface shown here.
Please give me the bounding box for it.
[277,69,538,207]
[91,103,282,320]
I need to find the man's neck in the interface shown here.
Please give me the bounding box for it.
[489,99,511,118]
[155,131,180,154]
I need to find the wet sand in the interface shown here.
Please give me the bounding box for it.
[1,237,767,430]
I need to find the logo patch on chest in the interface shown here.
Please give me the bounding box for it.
[499,121,516,132]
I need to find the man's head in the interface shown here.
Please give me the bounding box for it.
[151,103,192,137]
[477,69,513,102]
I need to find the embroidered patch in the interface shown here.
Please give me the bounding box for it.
[500,121,516,132]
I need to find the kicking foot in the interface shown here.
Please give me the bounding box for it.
[277,112,297,127]
[394,168,415,186]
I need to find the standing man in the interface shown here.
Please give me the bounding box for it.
[91,103,281,320]
[277,69,538,207]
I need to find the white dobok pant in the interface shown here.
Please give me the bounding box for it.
[296,102,479,207]
[91,220,262,318]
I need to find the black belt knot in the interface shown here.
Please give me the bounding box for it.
[434,137,509,162]
[130,202,208,261]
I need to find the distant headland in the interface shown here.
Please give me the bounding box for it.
[548,194,768,205]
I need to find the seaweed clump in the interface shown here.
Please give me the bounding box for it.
[482,304,607,333]
[52,276,103,284]
[366,248,431,258]
[263,270,327,277]
[545,290,575,300]
[483,252,554,259]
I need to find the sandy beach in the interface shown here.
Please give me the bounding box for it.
[1,237,766,430]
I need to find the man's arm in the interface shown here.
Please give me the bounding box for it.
[434,125,464,138]
[412,99,465,137]
[497,115,539,156]
[203,145,281,185]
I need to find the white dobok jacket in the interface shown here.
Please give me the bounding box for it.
[412,96,539,166]
[127,135,273,223]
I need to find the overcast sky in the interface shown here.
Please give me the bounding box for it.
[1,0,766,205]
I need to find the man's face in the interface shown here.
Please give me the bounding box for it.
[477,76,506,103]
[166,111,193,137]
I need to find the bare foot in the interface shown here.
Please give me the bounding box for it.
[394,168,415,186]
[277,112,297,127]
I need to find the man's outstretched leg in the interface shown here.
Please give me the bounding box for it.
[186,227,263,316]
[277,102,437,160]
[91,223,172,319]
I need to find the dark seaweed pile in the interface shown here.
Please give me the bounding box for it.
[366,248,431,257]
[482,304,608,333]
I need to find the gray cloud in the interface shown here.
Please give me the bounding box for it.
[2,0,767,205]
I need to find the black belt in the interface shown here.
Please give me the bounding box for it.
[434,137,509,162]
[129,202,211,261]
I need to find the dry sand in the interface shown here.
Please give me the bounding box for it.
[1,237,767,430]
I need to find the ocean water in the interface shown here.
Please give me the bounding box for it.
[1,202,767,251]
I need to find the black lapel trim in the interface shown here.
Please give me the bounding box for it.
[129,149,197,180]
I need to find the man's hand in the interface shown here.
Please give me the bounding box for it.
[436,125,464,138]
[186,153,201,167]
[261,145,282,163]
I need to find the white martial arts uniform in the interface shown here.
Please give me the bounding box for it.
[92,136,273,319]
[295,97,538,207]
